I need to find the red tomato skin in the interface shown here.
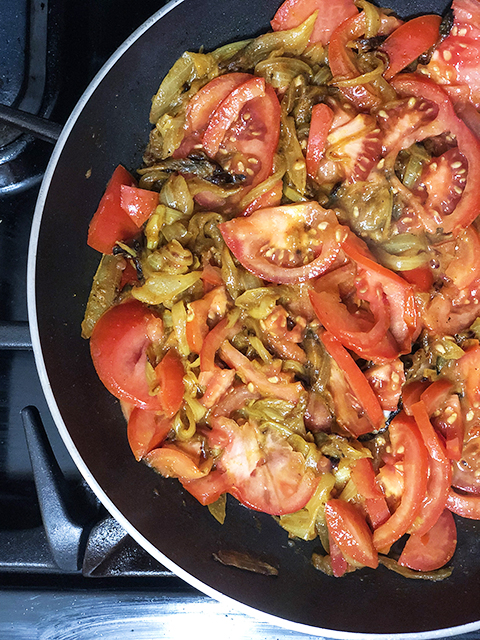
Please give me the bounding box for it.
[127,408,172,461]
[409,401,451,536]
[351,458,390,528]
[325,499,378,569]
[373,413,429,553]
[271,0,358,46]
[87,165,139,254]
[399,509,457,572]
[322,332,384,434]
[306,103,334,179]
[90,300,164,411]
[381,15,441,80]
[154,350,185,418]
[182,469,232,506]
[120,184,159,227]
[203,77,266,158]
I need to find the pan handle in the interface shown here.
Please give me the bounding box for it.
[0,104,62,144]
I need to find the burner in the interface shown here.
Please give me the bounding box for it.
[0,0,59,193]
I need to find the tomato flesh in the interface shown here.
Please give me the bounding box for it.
[90,300,164,411]
[325,499,378,569]
[399,509,457,572]
[219,202,344,284]
[271,0,358,46]
[87,165,139,254]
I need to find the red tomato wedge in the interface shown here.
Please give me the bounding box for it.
[271,0,358,45]
[145,444,212,481]
[325,499,378,569]
[219,202,345,284]
[373,413,429,553]
[381,15,441,81]
[209,417,319,515]
[154,350,185,417]
[175,72,281,208]
[391,74,480,235]
[182,469,232,506]
[409,401,451,536]
[203,77,266,158]
[120,184,159,227]
[127,408,172,461]
[399,509,457,572]
[351,458,390,528]
[322,332,385,435]
[87,165,139,254]
[90,300,164,411]
[306,103,334,179]
[424,0,480,109]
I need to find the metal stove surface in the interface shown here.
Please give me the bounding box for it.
[1,1,480,639]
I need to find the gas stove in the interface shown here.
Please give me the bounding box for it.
[1,1,480,638]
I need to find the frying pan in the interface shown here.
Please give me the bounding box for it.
[27,0,480,637]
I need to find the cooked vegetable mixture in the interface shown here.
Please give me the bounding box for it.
[83,0,480,579]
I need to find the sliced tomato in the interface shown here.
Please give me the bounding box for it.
[399,508,457,572]
[219,341,303,404]
[219,202,344,284]
[452,423,480,494]
[413,148,467,225]
[127,408,172,461]
[322,332,384,435]
[145,443,212,481]
[120,184,159,227]
[176,73,252,155]
[423,0,480,109]
[209,417,319,515]
[419,380,454,415]
[342,234,419,354]
[381,15,441,81]
[176,72,281,209]
[90,300,164,411]
[373,413,429,553]
[445,225,480,290]
[199,317,240,373]
[315,113,382,185]
[409,401,451,536]
[203,77,266,158]
[181,468,232,506]
[154,349,185,418]
[306,103,334,179]
[271,0,358,46]
[87,165,139,254]
[351,458,390,528]
[185,286,228,354]
[328,534,349,578]
[325,499,378,569]
[200,368,236,409]
[364,359,404,412]
[312,234,418,362]
[328,12,382,111]
[391,74,480,235]
[433,393,464,462]
[400,266,434,293]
